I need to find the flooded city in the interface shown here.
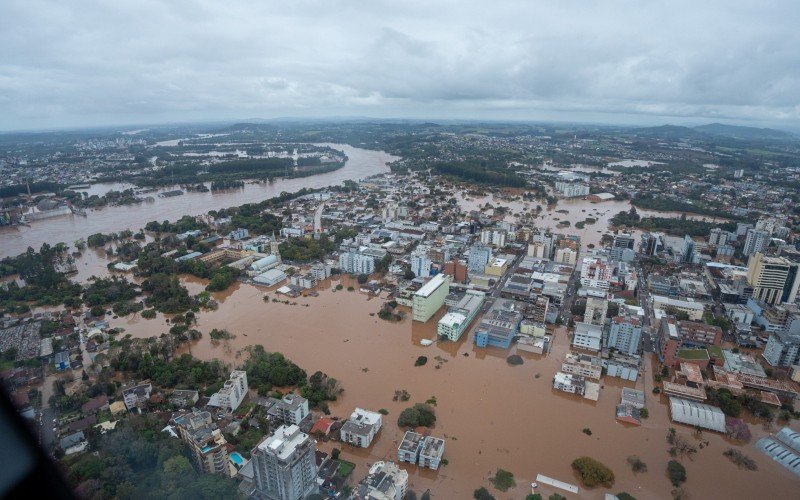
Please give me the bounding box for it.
[0,144,398,258]
[98,271,799,499]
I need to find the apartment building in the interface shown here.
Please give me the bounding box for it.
[606,315,643,355]
[353,461,409,500]
[561,352,602,380]
[747,253,800,306]
[208,370,248,413]
[572,322,603,352]
[340,408,383,448]
[175,409,229,475]
[437,290,486,341]
[252,425,318,499]
[412,274,451,322]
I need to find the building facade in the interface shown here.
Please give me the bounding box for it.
[252,425,318,500]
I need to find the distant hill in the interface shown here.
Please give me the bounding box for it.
[630,123,796,142]
[630,125,708,140]
[692,123,795,141]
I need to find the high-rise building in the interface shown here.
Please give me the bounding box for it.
[606,316,643,355]
[174,409,229,475]
[480,228,507,247]
[554,181,590,197]
[584,297,608,326]
[743,229,770,257]
[467,244,492,272]
[208,370,248,413]
[580,257,612,289]
[530,233,553,259]
[556,246,577,265]
[410,251,431,278]
[442,258,468,284]
[708,228,728,247]
[412,274,451,322]
[252,425,318,500]
[610,233,635,261]
[747,253,800,306]
[763,325,800,367]
[339,251,375,275]
[682,235,695,264]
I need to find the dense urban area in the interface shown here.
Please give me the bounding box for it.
[1,120,800,499]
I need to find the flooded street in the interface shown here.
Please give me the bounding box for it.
[0,144,397,258]
[109,278,798,499]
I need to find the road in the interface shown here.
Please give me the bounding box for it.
[313,202,326,233]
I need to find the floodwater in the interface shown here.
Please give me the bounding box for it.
[459,194,730,251]
[0,144,397,258]
[109,277,798,499]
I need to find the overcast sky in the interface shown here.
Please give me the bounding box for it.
[1,0,798,131]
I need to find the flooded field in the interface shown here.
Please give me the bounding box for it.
[0,144,397,258]
[108,277,798,499]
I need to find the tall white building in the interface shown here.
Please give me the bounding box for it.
[252,424,318,500]
[572,322,603,352]
[743,229,770,257]
[480,229,507,247]
[339,251,375,275]
[555,181,590,197]
[208,370,248,413]
[580,257,612,289]
[410,251,431,278]
[556,247,577,265]
[340,408,383,448]
[412,274,451,322]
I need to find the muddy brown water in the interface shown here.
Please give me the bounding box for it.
[0,144,398,258]
[105,275,798,499]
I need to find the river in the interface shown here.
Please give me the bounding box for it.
[0,144,397,258]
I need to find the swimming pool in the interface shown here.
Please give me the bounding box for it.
[230,452,244,465]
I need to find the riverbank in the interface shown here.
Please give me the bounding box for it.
[0,144,398,258]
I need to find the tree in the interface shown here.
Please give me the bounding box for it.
[473,487,495,500]
[397,403,436,427]
[667,460,686,487]
[357,273,369,284]
[627,455,647,473]
[491,469,516,492]
[571,457,615,487]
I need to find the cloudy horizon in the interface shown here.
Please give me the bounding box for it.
[1,0,799,132]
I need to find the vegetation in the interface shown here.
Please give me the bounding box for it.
[490,469,516,492]
[723,449,758,471]
[414,356,428,366]
[666,460,687,487]
[433,160,527,187]
[571,457,615,487]
[279,236,335,262]
[243,345,307,390]
[506,354,523,366]
[140,273,195,313]
[627,455,647,473]
[473,487,495,500]
[64,416,240,498]
[397,403,436,428]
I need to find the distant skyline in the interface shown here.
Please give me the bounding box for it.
[1,1,799,132]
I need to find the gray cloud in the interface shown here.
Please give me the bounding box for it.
[0,0,799,130]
